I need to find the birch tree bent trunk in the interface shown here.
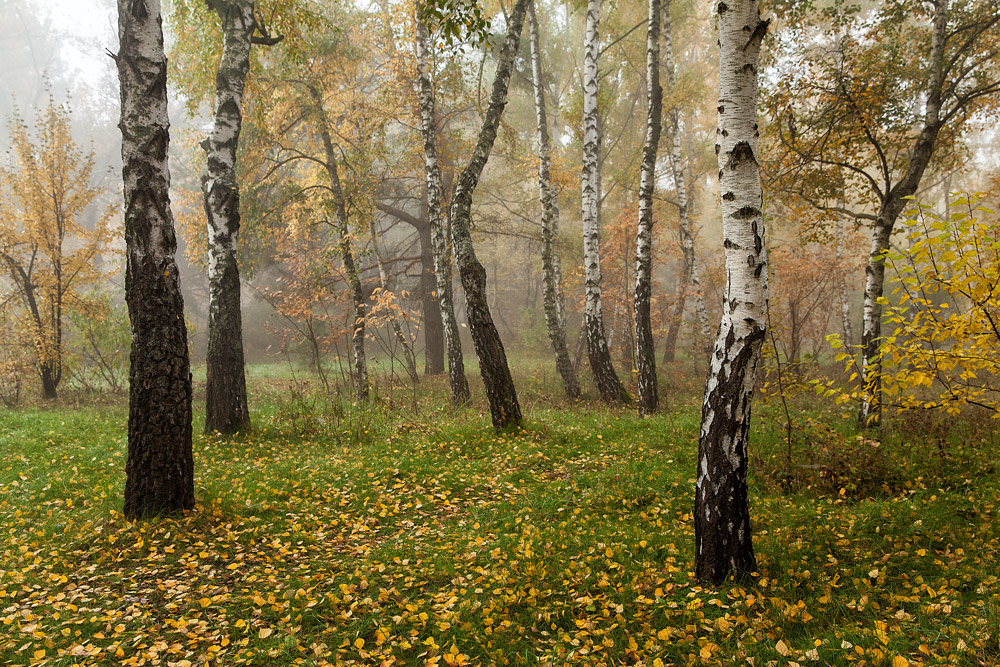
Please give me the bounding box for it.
[415,14,470,403]
[634,0,662,415]
[582,0,629,404]
[528,0,580,400]
[202,0,255,435]
[308,86,369,402]
[694,0,768,584]
[117,0,195,518]
[449,0,530,430]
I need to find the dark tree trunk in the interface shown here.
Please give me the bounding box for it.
[202,0,258,435]
[634,0,662,415]
[449,0,530,430]
[117,0,194,519]
[417,213,445,375]
[40,363,58,400]
[661,281,685,363]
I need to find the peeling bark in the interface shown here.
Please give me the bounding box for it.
[308,86,368,402]
[634,0,662,415]
[415,15,470,403]
[528,0,580,400]
[582,0,629,404]
[202,0,254,435]
[449,0,530,430]
[117,0,194,518]
[694,0,767,584]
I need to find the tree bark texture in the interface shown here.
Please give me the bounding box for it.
[694,0,768,585]
[582,0,629,404]
[634,0,662,415]
[117,0,194,519]
[528,0,580,400]
[858,1,948,428]
[202,0,253,435]
[308,86,369,402]
[415,16,470,403]
[835,215,854,345]
[449,0,530,430]
[417,208,445,375]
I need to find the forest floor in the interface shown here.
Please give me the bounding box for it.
[1,362,999,666]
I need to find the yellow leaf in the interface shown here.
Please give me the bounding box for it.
[354,637,365,650]
[198,597,211,608]
[892,657,908,667]
[259,628,273,639]
[776,639,789,656]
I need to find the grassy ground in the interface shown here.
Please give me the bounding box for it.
[1,362,999,666]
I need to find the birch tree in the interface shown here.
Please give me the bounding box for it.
[528,0,579,400]
[694,0,768,584]
[661,0,711,364]
[582,0,629,404]
[415,12,470,404]
[201,0,281,435]
[307,85,369,402]
[633,0,662,415]
[765,0,1000,427]
[116,0,195,518]
[449,0,531,429]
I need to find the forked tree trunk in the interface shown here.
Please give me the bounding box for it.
[415,15,470,403]
[694,0,768,584]
[528,0,580,399]
[308,87,368,402]
[634,0,662,415]
[368,217,419,384]
[661,0,710,365]
[582,0,628,404]
[449,0,530,430]
[202,0,254,435]
[117,0,194,519]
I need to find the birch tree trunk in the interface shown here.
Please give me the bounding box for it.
[834,215,854,345]
[858,1,948,428]
[368,216,419,384]
[415,15,470,404]
[116,0,194,518]
[634,0,662,415]
[449,0,530,430]
[528,0,580,399]
[661,0,710,365]
[308,86,368,402]
[694,0,768,584]
[582,0,629,404]
[202,0,254,435]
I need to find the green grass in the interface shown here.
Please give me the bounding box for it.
[1,363,998,665]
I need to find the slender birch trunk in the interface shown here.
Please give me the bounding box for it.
[202,0,255,435]
[694,0,768,584]
[634,0,662,415]
[308,86,368,402]
[858,1,947,428]
[528,0,580,399]
[582,0,628,404]
[116,0,194,518]
[415,14,470,403]
[661,0,710,365]
[834,215,854,345]
[368,216,419,384]
[450,0,530,430]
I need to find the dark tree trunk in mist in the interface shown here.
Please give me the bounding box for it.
[695,0,767,584]
[117,0,195,518]
[634,0,662,415]
[415,16,470,403]
[582,0,629,404]
[449,0,530,430]
[528,0,580,400]
[202,0,260,435]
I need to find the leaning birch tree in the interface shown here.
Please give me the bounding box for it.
[528,0,579,399]
[201,0,281,435]
[694,0,768,584]
[449,0,531,429]
[633,0,662,415]
[582,0,628,404]
[414,12,471,404]
[116,0,195,518]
